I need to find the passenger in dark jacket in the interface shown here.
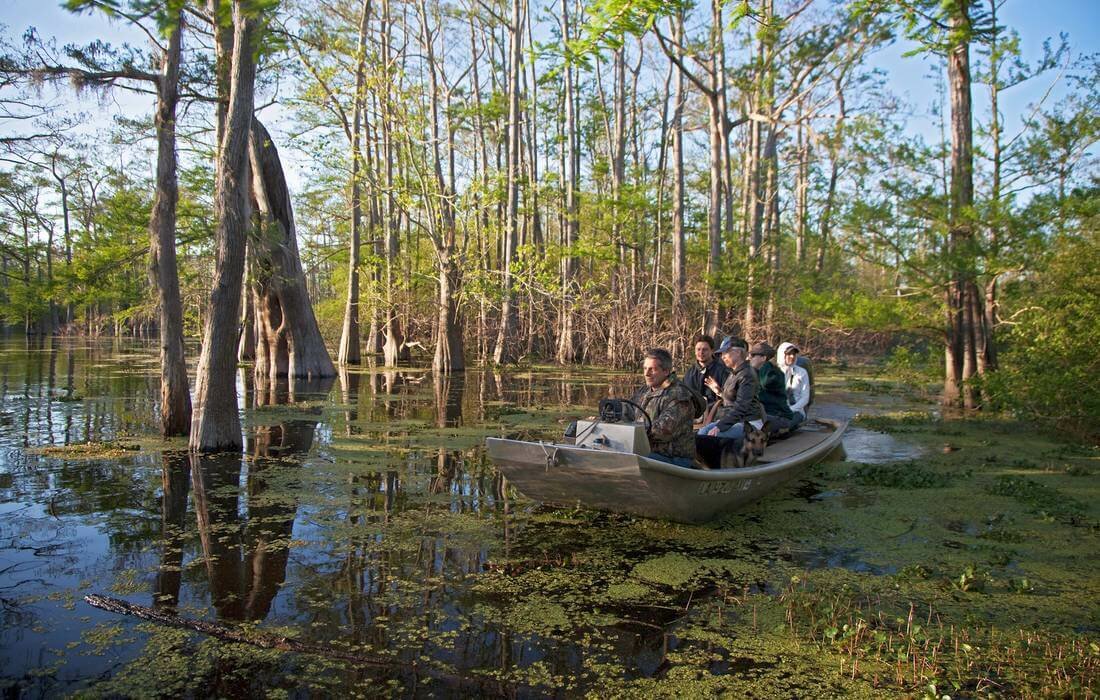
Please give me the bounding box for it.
[748,342,798,434]
[682,333,730,417]
[697,337,763,441]
[625,348,706,466]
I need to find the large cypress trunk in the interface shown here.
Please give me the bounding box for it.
[190,3,257,452]
[248,119,335,382]
[149,12,191,437]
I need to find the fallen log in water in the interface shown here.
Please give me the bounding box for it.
[83,594,490,691]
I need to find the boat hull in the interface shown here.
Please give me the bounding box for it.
[486,418,847,523]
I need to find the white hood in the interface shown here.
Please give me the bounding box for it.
[776,342,797,372]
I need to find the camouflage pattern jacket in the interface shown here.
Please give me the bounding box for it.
[627,379,706,460]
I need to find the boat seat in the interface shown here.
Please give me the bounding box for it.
[755,424,829,463]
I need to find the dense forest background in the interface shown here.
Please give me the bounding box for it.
[0,0,1096,440]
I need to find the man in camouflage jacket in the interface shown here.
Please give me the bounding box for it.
[625,348,706,466]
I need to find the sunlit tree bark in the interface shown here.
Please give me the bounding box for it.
[248,118,335,382]
[190,0,258,452]
[149,12,191,437]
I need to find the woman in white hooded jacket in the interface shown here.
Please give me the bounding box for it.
[776,342,810,424]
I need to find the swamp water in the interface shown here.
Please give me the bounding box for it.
[0,339,1097,697]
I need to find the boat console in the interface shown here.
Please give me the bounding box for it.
[573,420,650,455]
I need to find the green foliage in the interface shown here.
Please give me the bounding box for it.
[882,345,940,392]
[64,0,187,40]
[797,287,927,334]
[64,182,151,320]
[570,0,687,57]
[981,194,1100,440]
[894,0,996,57]
[0,275,49,328]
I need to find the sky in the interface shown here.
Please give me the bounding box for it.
[870,2,1098,136]
[1,0,1097,189]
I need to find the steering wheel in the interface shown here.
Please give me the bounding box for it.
[621,399,653,435]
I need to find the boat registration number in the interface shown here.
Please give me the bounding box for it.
[698,480,752,495]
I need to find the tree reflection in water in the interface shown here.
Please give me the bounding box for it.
[153,451,189,610]
[183,375,331,622]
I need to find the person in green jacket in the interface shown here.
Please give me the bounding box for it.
[748,342,798,434]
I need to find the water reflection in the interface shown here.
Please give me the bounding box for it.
[0,338,162,449]
[338,367,360,435]
[434,373,464,428]
[186,377,330,622]
[154,451,189,610]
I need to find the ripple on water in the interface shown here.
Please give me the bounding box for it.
[840,426,923,464]
[788,546,898,576]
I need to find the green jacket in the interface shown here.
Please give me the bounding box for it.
[757,361,793,419]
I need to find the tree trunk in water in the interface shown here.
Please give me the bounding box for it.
[365,86,384,357]
[379,0,405,367]
[433,255,464,373]
[148,12,191,437]
[49,159,74,327]
[492,0,523,365]
[983,4,1003,374]
[943,324,961,406]
[248,119,336,382]
[190,4,257,453]
[969,279,985,376]
[338,0,371,367]
[945,0,980,409]
[337,163,362,366]
[417,0,465,374]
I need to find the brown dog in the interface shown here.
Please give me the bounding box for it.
[718,421,769,468]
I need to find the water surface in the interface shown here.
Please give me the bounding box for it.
[9,338,1049,697]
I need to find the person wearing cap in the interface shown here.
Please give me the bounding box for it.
[623,348,706,467]
[750,341,798,434]
[682,333,731,418]
[776,341,810,427]
[697,337,763,441]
